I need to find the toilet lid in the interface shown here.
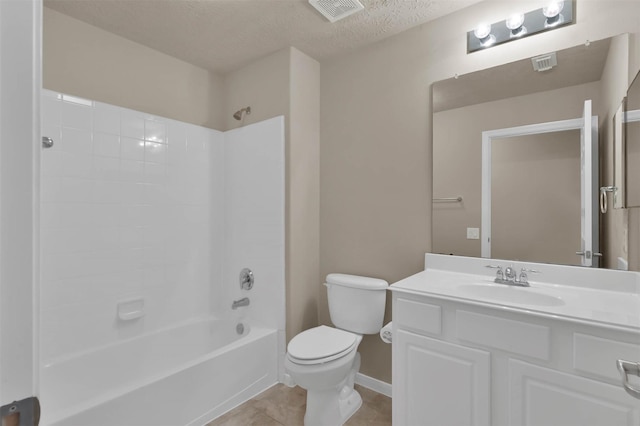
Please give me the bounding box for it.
[287,325,358,362]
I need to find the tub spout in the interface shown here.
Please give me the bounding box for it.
[232,297,250,310]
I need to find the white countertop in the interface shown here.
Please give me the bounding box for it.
[390,254,640,333]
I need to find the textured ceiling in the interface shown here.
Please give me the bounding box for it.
[433,38,612,112]
[44,0,483,74]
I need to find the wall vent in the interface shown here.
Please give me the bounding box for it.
[308,0,364,23]
[531,52,558,72]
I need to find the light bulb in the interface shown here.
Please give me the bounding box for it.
[542,1,564,18]
[505,13,525,30]
[473,23,492,40]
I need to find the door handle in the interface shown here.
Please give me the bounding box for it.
[575,251,592,259]
[617,359,640,399]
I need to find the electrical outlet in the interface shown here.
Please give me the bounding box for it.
[467,227,480,240]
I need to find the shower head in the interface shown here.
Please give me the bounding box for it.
[233,106,251,121]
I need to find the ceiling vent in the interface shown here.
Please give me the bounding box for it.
[531,52,558,72]
[308,0,364,23]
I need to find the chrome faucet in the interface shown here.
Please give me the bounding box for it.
[504,265,517,283]
[232,297,250,309]
[485,265,539,287]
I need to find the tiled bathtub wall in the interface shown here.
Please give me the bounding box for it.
[40,90,224,364]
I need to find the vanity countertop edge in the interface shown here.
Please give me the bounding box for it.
[389,254,640,333]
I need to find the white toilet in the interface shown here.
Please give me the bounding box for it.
[284,273,388,426]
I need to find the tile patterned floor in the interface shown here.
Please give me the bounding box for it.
[207,384,392,426]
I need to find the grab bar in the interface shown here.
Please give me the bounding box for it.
[433,196,463,203]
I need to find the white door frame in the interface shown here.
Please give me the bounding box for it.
[481,107,599,266]
[0,0,41,407]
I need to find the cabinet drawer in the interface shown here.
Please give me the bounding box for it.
[573,333,640,383]
[457,310,550,360]
[395,298,442,336]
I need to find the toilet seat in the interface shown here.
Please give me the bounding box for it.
[287,325,359,365]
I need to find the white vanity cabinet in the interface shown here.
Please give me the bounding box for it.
[394,328,491,426]
[391,292,640,426]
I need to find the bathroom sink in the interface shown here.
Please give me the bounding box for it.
[458,284,565,306]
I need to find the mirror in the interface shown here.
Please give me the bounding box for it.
[490,130,581,266]
[624,71,640,206]
[432,37,617,268]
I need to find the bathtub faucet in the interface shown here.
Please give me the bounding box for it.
[232,297,250,310]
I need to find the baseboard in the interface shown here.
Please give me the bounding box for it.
[355,372,392,398]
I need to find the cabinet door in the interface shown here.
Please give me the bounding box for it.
[509,360,640,426]
[393,329,491,426]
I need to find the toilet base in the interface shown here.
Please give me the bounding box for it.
[339,387,363,423]
[304,386,362,426]
[303,352,362,426]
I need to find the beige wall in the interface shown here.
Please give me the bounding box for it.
[492,132,581,265]
[43,7,224,129]
[433,82,600,261]
[223,47,321,342]
[289,49,321,341]
[321,0,640,384]
[222,48,290,131]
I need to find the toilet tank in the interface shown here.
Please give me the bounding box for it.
[326,273,388,334]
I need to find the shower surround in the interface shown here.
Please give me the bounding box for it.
[39,90,285,425]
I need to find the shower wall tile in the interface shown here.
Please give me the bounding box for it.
[93,102,120,135]
[120,160,145,182]
[144,142,167,164]
[92,180,121,204]
[61,98,93,131]
[41,177,94,204]
[145,119,166,143]
[168,120,187,145]
[143,162,167,184]
[40,90,220,364]
[61,127,92,154]
[120,136,145,161]
[93,132,120,158]
[92,157,120,181]
[120,108,146,140]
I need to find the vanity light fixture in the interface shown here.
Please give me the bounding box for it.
[543,1,564,27]
[505,13,526,38]
[467,0,574,53]
[473,23,495,47]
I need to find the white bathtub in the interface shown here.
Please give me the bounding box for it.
[40,317,278,426]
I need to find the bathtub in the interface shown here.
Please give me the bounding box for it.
[40,317,278,426]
